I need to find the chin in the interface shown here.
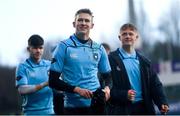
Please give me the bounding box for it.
[78,31,86,34]
[123,43,130,45]
[34,56,41,60]
[123,44,132,47]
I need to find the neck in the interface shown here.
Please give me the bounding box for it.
[75,32,89,40]
[76,37,89,44]
[30,57,41,64]
[122,45,134,54]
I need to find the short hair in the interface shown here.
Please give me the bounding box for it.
[102,43,111,51]
[75,8,93,17]
[28,34,44,47]
[120,23,138,32]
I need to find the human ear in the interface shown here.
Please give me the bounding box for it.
[91,23,94,29]
[118,35,122,41]
[73,22,75,27]
[27,47,31,52]
[118,35,120,39]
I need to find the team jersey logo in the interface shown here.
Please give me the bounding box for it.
[70,53,78,58]
[116,66,121,71]
[93,53,98,61]
[28,71,36,77]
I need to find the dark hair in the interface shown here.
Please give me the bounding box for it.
[75,8,93,17]
[28,34,44,47]
[102,43,111,51]
[120,23,138,32]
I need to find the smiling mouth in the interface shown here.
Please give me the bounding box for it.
[35,53,41,56]
[79,27,87,30]
[124,40,131,42]
[125,38,133,41]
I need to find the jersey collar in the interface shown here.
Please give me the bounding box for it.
[118,48,137,59]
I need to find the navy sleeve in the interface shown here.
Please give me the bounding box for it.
[110,89,129,104]
[108,52,130,104]
[150,67,168,109]
[100,72,112,89]
[49,70,75,93]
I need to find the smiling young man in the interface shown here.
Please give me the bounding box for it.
[49,8,112,115]
[15,34,54,115]
[107,23,169,115]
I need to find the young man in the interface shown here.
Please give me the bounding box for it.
[107,23,169,115]
[102,43,111,55]
[49,8,111,115]
[15,34,54,115]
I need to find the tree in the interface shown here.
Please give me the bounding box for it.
[169,0,180,46]
[157,0,180,61]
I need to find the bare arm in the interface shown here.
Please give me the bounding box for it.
[18,81,48,94]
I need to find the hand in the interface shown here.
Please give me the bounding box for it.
[102,86,110,101]
[35,82,48,91]
[73,87,93,99]
[160,104,169,115]
[128,89,136,101]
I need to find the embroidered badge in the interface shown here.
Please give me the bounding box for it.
[93,53,98,61]
[116,66,121,71]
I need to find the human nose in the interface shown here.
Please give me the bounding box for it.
[126,33,131,37]
[36,48,41,52]
[80,20,86,25]
[125,33,134,38]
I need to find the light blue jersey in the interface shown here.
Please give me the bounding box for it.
[16,58,54,115]
[50,34,111,107]
[119,48,143,102]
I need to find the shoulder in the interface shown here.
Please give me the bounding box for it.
[60,36,77,47]
[92,41,101,49]
[16,59,30,70]
[53,38,74,52]
[41,59,51,66]
[16,62,25,69]
[136,51,151,66]
[109,49,119,57]
[61,38,72,46]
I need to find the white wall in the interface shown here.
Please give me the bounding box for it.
[158,61,180,86]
